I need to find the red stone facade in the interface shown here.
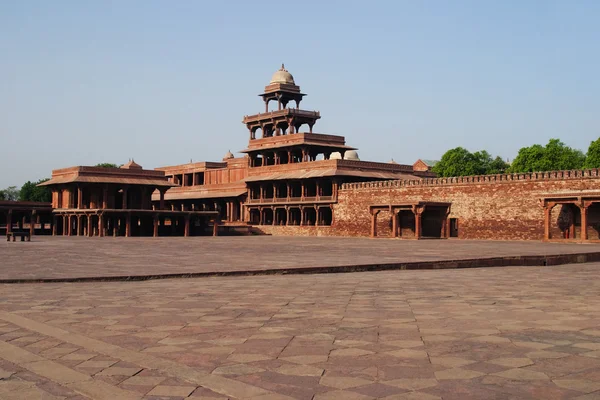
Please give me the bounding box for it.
[334,170,600,240]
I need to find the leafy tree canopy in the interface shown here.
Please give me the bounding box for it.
[509,139,585,173]
[95,163,119,168]
[19,178,51,202]
[0,186,20,201]
[432,147,509,177]
[584,138,600,169]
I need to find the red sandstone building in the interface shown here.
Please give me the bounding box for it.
[3,65,598,241]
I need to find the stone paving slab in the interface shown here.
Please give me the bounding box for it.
[1,264,600,398]
[1,236,600,280]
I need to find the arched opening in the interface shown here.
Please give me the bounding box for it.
[252,127,262,140]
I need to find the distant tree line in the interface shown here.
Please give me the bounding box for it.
[0,163,118,202]
[433,138,600,177]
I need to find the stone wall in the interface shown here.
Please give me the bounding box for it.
[333,170,600,240]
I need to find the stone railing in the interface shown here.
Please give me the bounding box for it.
[340,169,600,190]
[243,109,320,123]
[246,195,335,204]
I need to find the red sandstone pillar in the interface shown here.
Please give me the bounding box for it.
[153,215,159,237]
[300,207,304,226]
[370,211,378,238]
[6,210,12,234]
[99,214,104,237]
[213,218,219,236]
[77,186,83,209]
[125,214,131,237]
[391,211,398,238]
[29,211,35,237]
[415,213,422,239]
[102,186,108,209]
[122,187,128,209]
[52,215,57,236]
[580,204,588,241]
[184,215,190,237]
[544,205,553,240]
[159,189,165,211]
[87,215,93,237]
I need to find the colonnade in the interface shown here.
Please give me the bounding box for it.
[249,205,333,226]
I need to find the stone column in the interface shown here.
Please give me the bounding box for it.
[28,211,35,237]
[300,207,305,226]
[6,210,12,234]
[213,218,219,236]
[184,215,190,237]
[77,186,83,209]
[286,183,291,200]
[315,206,319,226]
[544,203,555,240]
[88,215,93,237]
[272,207,276,226]
[286,207,290,226]
[288,150,292,163]
[99,214,104,237]
[159,189,166,211]
[102,186,108,209]
[391,211,398,238]
[259,207,263,225]
[580,203,589,241]
[370,210,379,238]
[126,214,131,237]
[153,214,159,237]
[414,207,423,239]
[63,215,68,236]
[52,215,57,236]
[122,187,128,209]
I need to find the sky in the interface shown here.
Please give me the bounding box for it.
[1,0,599,187]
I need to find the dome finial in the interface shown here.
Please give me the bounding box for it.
[281,63,285,70]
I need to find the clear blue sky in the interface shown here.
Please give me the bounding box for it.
[1,0,599,187]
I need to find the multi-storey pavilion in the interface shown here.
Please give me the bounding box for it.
[152,65,435,228]
[39,161,219,237]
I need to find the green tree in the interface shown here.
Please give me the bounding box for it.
[509,139,585,173]
[19,179,51,202]
[95,163,119,168]
[432,147,509,177]
[0,186,20,201]
[584,138,600,169]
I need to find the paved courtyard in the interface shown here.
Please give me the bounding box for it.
[1,263,600,399]
[1,236,600,280]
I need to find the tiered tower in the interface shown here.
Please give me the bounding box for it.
[242,65,355,167]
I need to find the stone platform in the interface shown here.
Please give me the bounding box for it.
[2,236,600,282]
[2,264,600,399]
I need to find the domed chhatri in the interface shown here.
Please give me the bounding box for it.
[120,159,143,170]
[270,64,295,85]
[344,150,360,161]
[223,150,234,160]
[330,152,343,160]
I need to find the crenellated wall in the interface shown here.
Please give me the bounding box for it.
[332,169,600,240]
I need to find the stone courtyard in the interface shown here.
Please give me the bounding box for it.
[1,239,600,399]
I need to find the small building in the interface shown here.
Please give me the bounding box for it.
[39,161,220,237]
